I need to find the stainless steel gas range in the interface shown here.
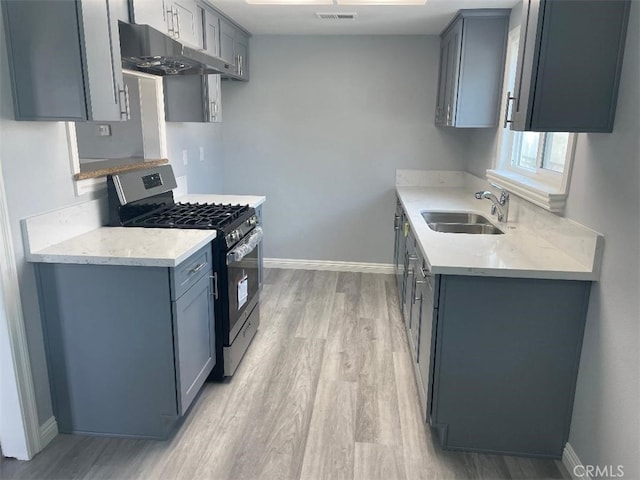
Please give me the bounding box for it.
[107,165,262,377]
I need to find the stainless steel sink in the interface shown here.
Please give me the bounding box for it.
[422,211,493,225]
[421,211,504,235]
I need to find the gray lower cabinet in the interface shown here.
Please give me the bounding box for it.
[2,0,128,121]
[395,207,591,458]
[428,275,590,458]
[36,246,215,439]
[507,0,631,132]
[435,9,509,128]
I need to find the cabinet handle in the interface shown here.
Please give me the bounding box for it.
[173,9,180,39]
[446,104,451,125]
[166,6,175,36]
[503,90,516,128]
[118,86,130,120]
[210,273,218,300]
[190,262,207,274]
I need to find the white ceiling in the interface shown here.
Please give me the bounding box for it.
[210,0,520,35]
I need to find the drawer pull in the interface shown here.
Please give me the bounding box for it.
[189,262,207,274]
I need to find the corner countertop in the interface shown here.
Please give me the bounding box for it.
[28,228,217,267]
[397,186,603,281]
[24,194,266,268]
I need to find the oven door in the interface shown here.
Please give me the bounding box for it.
[226,227,263,342]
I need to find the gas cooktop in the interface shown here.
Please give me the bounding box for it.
[127,202,251,230]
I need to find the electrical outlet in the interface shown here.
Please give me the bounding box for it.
[199,147,205,162]
[97,124,111,137]
[182,150,188,166]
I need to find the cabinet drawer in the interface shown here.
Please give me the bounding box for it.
[171,246,212,300]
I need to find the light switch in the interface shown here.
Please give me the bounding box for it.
[182,150,188,166]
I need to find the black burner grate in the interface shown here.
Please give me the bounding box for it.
[129,202,250,230]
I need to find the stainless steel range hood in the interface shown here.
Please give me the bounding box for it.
[118,21,234,76]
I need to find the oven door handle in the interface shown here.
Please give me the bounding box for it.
[227,226,263,265]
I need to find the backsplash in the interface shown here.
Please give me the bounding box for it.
[21,197,108,256]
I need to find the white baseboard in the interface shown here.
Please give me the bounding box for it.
[264,258,394,274]
[563,442,590,480]
[39,417,58,450]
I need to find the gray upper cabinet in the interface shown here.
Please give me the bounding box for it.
[235,29,249,80]
[170,0,203,48]
[203,7,221,57]
[128,0,167,34]
[129,0,202,48]
[164,74,221,123]
[2,0,128,122]
[219,16,250,81]
[435,10,509,128]
[219,17,236,65]
[507,0,631,132]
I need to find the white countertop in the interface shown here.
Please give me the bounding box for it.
[23,194,266,267]
[397,186,603,281]
[27,227,217,267]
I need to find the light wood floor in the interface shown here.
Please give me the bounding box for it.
[1,269,568,480]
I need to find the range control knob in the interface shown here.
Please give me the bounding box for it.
[247,215,258,226]
[229,230,241,243]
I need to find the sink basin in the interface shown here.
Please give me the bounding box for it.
[421,211,504,235]
[422,211,494,225]
[428,223,504,235]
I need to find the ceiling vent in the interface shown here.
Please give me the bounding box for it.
[315,12,357,20]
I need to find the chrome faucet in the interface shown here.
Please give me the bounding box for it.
[475,185,510,222]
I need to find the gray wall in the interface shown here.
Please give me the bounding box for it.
[166,122,225,194]
[220,35,471,263]
[0,5,224,426]
[467,3,639,477]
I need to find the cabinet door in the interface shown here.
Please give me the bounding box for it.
[417,271,436,420]
[235,30,249,79]
[510,0,630,132]
[510,0,541,131]
[129,0,170,36]
[163,75,206,122]
[403,231,416,331]
[219,18,236,65]
[3,0,125,121]
[78,0,124,121]
[409,259,422,361]
[434,39,450,126]
[207,75,222,123]
[203,8,221,57]
[171,0,202,48]
[173,272,215,415]
[443,21,462,127]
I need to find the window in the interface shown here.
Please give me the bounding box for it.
[487,26,577,213]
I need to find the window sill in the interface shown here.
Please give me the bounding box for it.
[486,169,567,213]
